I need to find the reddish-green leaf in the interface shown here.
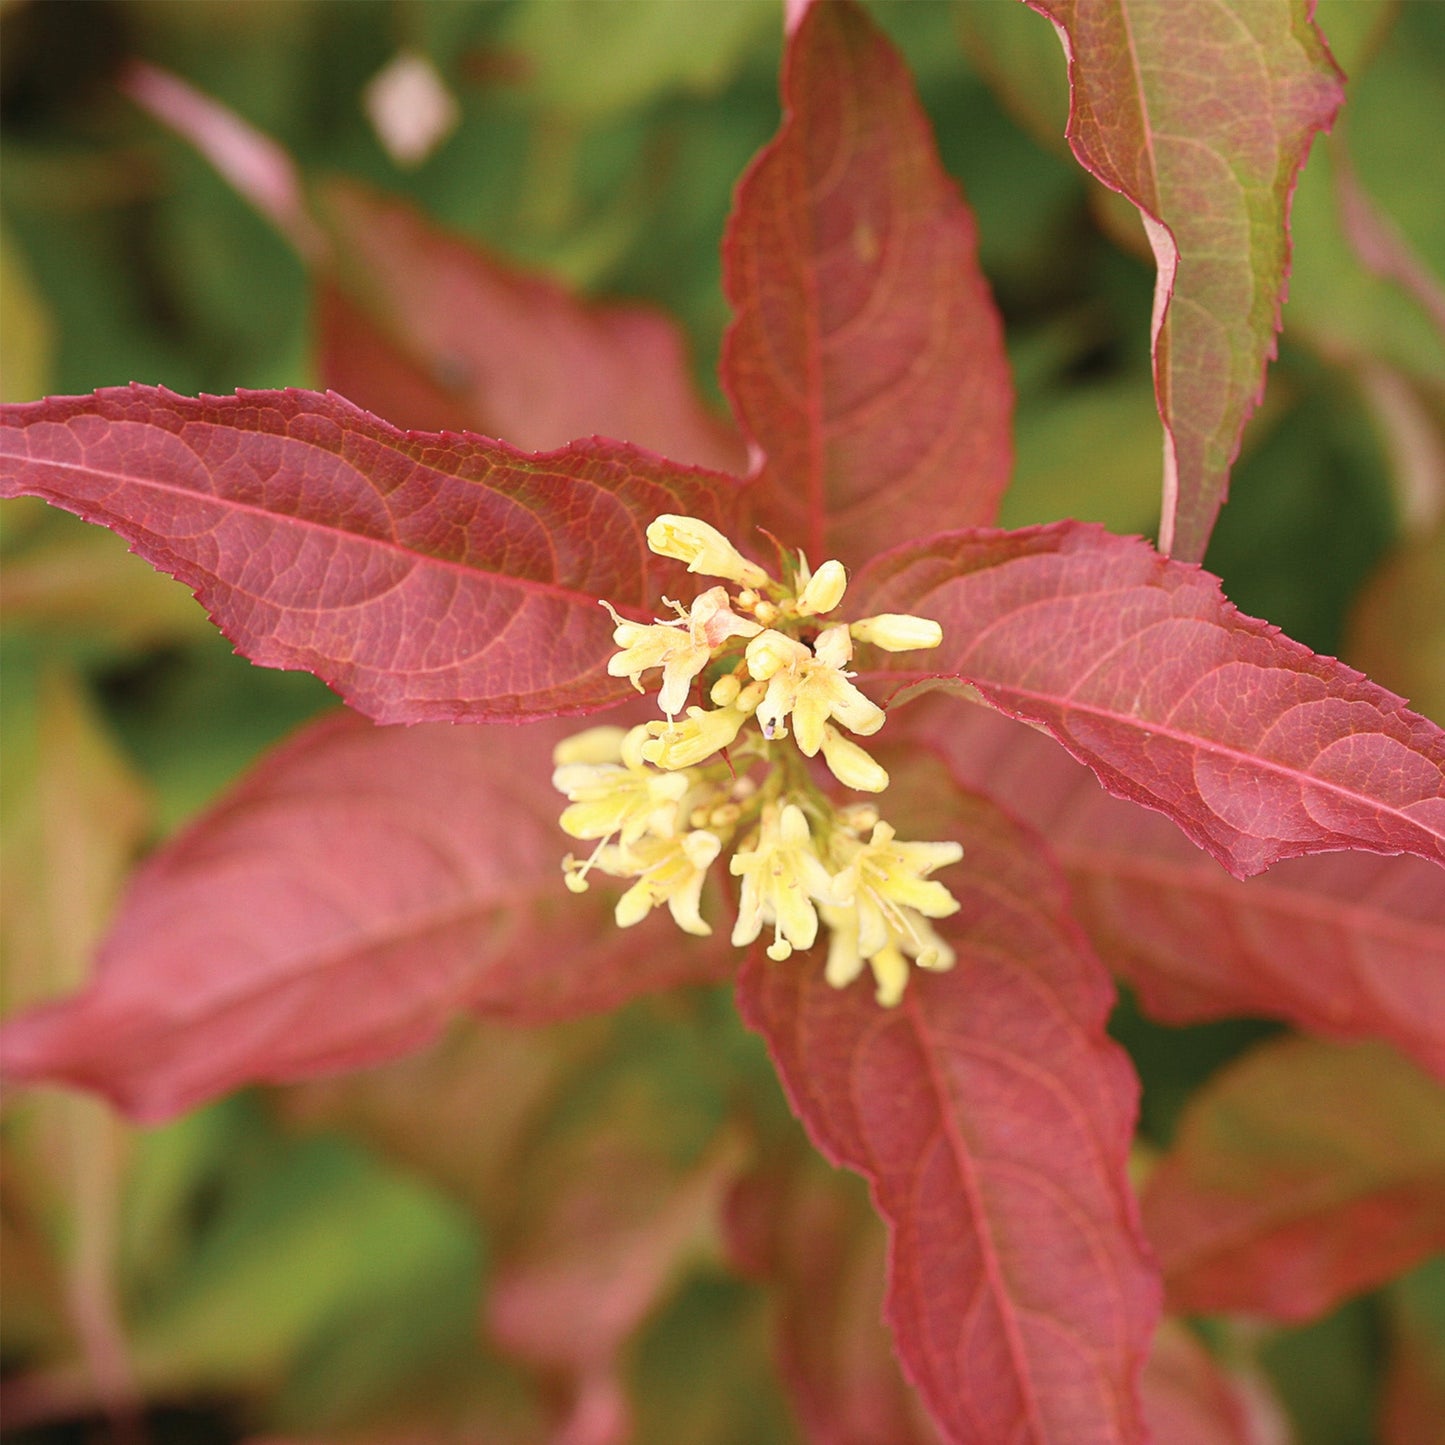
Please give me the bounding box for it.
[738,763,1158,1445]
[0,711,733,1120]
[720,0,1012,567]
[855,523,1445,876]
[1027,0,1344,560]
[1142,1037,1445,1322]
[0,387,743,723]
[908,701,1445,1081]
[314,181,747,471]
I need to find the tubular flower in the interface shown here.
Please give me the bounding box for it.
[647,514,770,588]
[555,513,963,1006]
[795,558,848,616]
[823,821,963,1000]
[748,624,884,754]
[641,704,750,770]
[606,586,760,716]
[849,612,943,652]
[605,829,723,936]
[730,804,836,961]
[553,725,689,846]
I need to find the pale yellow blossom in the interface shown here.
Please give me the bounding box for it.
[641,704,749,769]
[796,558,848,616]
[647,514,770,588]
[605,586,760,716]
[818,724,889,793]
[730,804,836,961]
[849,613,943,652]
[604,829,722,936]
[748,624,884,753]
[552,724,689,846]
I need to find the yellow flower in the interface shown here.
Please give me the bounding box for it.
[606,829,722,936]
[730,803,836,961]
[646,514,770,588]
[818,724,889,793]
[605,586,760,716]
[641,704,749,769]
[747,624,884,754]
[795,558,848,616]
[849,613,943,651]
[821,820,963,1002]
[552,724,689,846]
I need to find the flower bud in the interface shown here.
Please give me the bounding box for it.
[796,559,848,616]
[819,725,889,793]
[849,613,943,652]
[647,514,769,588]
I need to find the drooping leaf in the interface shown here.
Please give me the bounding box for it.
[854,522,1445,877]
[724,1152,945,1445]
[907,701,1445,1081]
[0,386,744,723]
[1141,1037,1445,1322]
[738,762,1159,1445]
[1141,1322,1287,1445]
[0,711,735,1120]
[720,0,1012,568]
[1026,0,1344,560]
[312,181,747,471]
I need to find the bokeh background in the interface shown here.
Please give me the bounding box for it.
[2,3,1442,1442]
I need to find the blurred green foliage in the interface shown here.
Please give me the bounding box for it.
[2,2,1441,1442]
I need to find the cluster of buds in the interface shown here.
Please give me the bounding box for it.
[552,515,963,1006]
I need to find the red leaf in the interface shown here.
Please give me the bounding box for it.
[1141,1323,1287,1445]
[908,701,1445,1081]
[854,522,1445,876]
[724,1154,946,1445]
[312,181,748,471]
[720,0,1012,567]
[0,386,743,723]
[1142,1037,1445,1322]
[737,764,1159,1445]
[0,711,734,1120]
[1027,0,1343,560]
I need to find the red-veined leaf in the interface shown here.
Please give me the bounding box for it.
[905,700,1445,1081]
[1141,1323,1287,1445]
[1142,1037,1445,1322]
[737,760,1159,1445]
[0,387,743,723]
[724,1153,946,1444]
[1026,0,1343,561]
[720,0,1012,567]
[0,711,734,1121]
[854,522,1445,876]
[314,181,747,471]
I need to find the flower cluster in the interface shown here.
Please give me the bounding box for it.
[553,515,963,1005]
